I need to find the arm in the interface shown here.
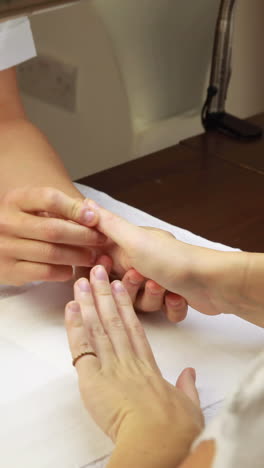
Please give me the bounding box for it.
[0,67,82,199]
[85,200,264,328]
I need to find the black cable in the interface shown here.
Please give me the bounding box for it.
[201,85,218,128]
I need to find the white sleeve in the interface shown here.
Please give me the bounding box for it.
[0,17,36,71]
[193,351,264,468]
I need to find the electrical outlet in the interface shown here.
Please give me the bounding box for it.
[17,55,77,112]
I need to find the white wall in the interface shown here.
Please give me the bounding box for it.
[22,0,264,180]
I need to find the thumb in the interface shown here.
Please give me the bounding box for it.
[176,368,200,407]
[84,199,142,250]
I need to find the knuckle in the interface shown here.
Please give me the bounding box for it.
[78,342,92,353]
[106,315,123,331]
[42,220,62,243]
[89,323,107,339]
[0,213,12,234]
[70,198,83,221]
[40,264,58,281]
[41,187,61,213]
[130,320,145,336]
[1,187,21,205]
[44,244,62,263]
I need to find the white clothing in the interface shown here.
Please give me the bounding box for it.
[0,17,36,71]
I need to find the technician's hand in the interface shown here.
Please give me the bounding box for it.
[0,186,106,285]
[65,268,203,465]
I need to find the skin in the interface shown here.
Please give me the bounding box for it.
[65,268,204,468]
[0,66,185,318]
[85,199,264,327]
[65,204,264,466]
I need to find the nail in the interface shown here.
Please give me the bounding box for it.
[168,297,183,307]
[77,278,90,292]
[93,265,108,280]
[83,210,95,224]
[112,281,125,293]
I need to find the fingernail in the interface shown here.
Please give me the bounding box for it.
[93,265,108,280]
[77,278,90,292]
[83,209,95,224]
[67,301,80,313]
[112,281,125,293]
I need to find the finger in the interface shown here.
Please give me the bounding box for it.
[176,368,200,407]
[164,293,188,323]
[74,277,115,367]
[10,186,99,227]
[65,301,100,376]
[14,261,73,284]
[95,255,113,275]
[122,269,145,303]
[84,199,142,249]
[135,280,165,313]
[74,256,112,285]
[111,280,160,372]
[13,213,106,246]
[11,238,96,267]
[90,266,134,361]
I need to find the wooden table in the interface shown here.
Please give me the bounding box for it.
[78,113,264,252]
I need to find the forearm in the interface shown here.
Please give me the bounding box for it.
[191,248,264,327]
[231,252,264,327]
[0,117,83,199]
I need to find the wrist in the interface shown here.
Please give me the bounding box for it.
[190,248,251,317]
[107,419,198,468]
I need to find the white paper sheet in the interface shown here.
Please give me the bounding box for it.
[0,183,263,468]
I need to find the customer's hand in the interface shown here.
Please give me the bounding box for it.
[0,187,106,285]
[76,225,188,323]
[84,200,250,321]
[65,268,203,465]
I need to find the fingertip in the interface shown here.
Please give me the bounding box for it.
[123,268,145,285]
[146,280,165,294]
[81,209,98,227]
[95,255,113,275]
[176,367,200,407]
[164,293,188,323]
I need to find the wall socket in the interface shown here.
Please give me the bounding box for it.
[17,55,77,112]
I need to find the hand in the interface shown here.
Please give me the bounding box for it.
[84,200,249,320]
[0,186,106,285]
[65,267,203,465]
[76,226,188,323]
